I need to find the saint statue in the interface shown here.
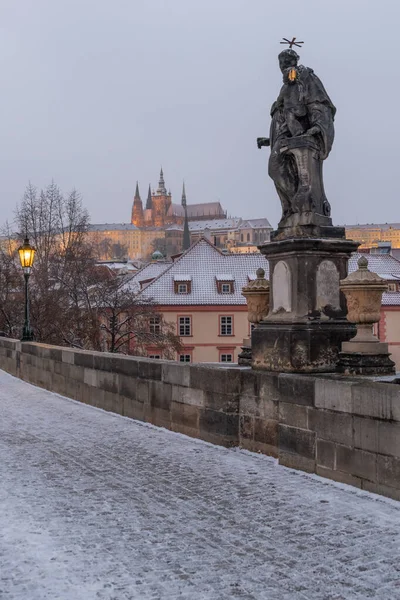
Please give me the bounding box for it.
[258,48,337,237]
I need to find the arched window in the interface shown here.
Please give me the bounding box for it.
[247,233,250,242]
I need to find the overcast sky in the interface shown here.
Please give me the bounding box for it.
[0,0,397,229]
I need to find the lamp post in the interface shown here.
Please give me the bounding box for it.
[18,237,36,342]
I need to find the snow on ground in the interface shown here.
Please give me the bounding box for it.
[0,370,400,600]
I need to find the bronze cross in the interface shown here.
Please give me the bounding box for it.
[280,37,304,49]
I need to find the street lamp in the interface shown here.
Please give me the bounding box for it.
[18,237,36,341]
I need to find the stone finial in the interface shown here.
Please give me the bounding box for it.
[242,267,270,323]
[340,256,388,344]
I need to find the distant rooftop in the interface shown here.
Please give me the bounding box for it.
[89,223,139,232]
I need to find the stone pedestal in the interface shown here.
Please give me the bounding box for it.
[252,237,359,372]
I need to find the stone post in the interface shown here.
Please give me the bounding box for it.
[338,256,395,375]
[238,268,270,366]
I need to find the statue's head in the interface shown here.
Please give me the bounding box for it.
[278,49,299,73]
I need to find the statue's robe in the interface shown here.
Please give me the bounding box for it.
[270,65,336,160]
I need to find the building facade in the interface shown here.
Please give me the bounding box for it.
[345,223,400,249]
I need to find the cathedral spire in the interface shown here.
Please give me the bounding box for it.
[131,181,144,227]
[146,184,152,210]
[181,181,187,208]
[134,181,140,200]
[182,182,190,251]
[157,167,167,195]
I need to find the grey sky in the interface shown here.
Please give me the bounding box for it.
[0,0,397,229]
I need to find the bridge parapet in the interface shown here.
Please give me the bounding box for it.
[1,337,400,501]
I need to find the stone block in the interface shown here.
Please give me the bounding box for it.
[278,373,315,406]
[203,391,239,414]
[93,353,117,373]
[84,368,98,388]
[171,385,204,408]
[377,455,400,488]
[314,378,353,413]
[171,402,199,430]
[97,371,119,394]
[316,466,362,488]
[308,409,353,446]
[377,422,400,458]
[62,349,75,364]
[118,374,137,399]
[190,366,241,395]
[278,402,308,429]
[49,348,62,362]
[138,359,163,381]
[336,446,377,482]
[239,415,254,440]
[254,418,278,448]
[352,382,400,421]
[144,405,171,429]
[279,451,315,473]
[353,417,378,453]
[362,480,400,501]
[162,363,191,387]
[73,352,95,369]
[136,380,149,404]
[171,422,201,440]
[279,424,315,459]
[123,396,145,421]
[316,439,335,470]
[113,356,138,378]
[199,409,239,439]
[149,380,172,411]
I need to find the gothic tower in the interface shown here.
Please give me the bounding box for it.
[131,182,144,227]
[182,182,191,251]
[152,168,172,227]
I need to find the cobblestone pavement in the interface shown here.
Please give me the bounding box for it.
[1,371,400,599]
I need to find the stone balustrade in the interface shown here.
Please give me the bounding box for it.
[0,337,399,500]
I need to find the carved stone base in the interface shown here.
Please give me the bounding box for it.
[338,352,396,376]
[252,320,356,373]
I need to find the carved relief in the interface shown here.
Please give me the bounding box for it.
[316,260,340,311]
[273,261,291,313]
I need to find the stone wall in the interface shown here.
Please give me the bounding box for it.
[1,337,400,501]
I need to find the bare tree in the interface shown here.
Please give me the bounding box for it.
[92,273,181,357]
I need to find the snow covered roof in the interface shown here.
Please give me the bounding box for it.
[239,218,273,229]
[124,261,172,292]
[166,202,226,219]
[349,253,400,278]
[174,275,192,281]
[189,218,241,232]
[215,274,234,281]
[139,238,267,305]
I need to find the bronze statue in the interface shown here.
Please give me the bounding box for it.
[258,48,336,237]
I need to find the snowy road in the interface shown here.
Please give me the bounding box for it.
[1,370,400,599]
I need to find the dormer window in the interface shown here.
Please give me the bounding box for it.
[174,275,192,294]
[216,275,234,294]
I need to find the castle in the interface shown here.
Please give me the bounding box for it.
[131,168,227,228]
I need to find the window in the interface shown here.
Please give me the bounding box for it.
[387,283,397,292]
[221,283,231,294]
[220,316,233,335]
[249,322,256,335]
[148,354,161,359]
[247,233,250,242]
[179,354,191,363]
[178,283,188,294]
[220,353,233,363]
[149,316,161,334]
[179,316,191,336]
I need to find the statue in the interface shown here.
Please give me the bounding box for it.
[257,46,336,237]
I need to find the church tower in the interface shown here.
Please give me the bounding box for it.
[131,182,144,227]
[152,168,172,227]
[182,182,191,251]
